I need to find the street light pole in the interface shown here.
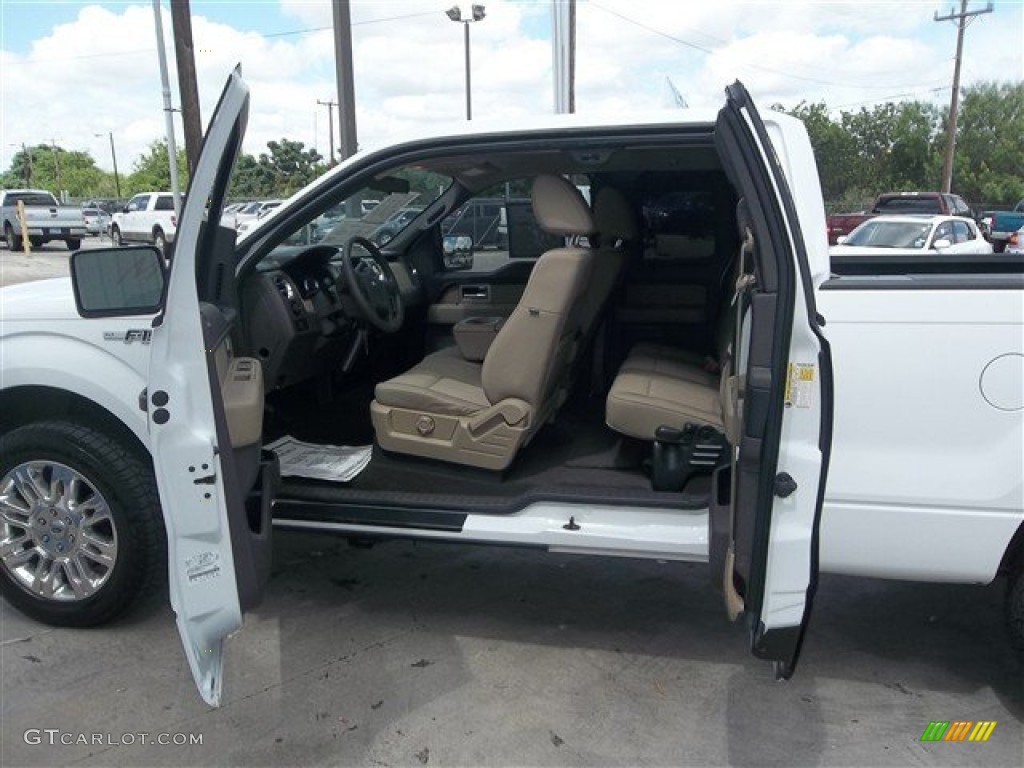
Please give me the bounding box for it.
[463,21,471,121]
[446,5,485,121]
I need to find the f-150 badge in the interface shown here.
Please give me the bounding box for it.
[104,329,152,344]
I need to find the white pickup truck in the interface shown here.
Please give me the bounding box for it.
[110,191,178,254]
[1,189,86,250]
[0,72,1021,706]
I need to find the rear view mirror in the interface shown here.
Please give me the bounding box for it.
[70,246,166,318]
[932,238,952,250]
[443,234,475,270]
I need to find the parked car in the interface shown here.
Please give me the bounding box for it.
[826,191,977,244]
[236,199,283,237]
[0,71,1021,708]
[371,207,423,245]
[981,200,1024,252]
[80,206,111,236]
[1,189,86,250]
[830,214,993,256]
[110,192,178,255]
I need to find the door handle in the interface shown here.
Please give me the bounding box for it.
[460,284,490,301]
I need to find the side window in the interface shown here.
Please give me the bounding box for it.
[933,222,953,244]
[127,195,150,212]
[440,180,562,273]
[154,195,175,211]
[640,188,717,261]
[952,221,971,243]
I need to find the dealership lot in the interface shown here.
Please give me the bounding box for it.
[1,533,1021,767]
[1,236,1021,768]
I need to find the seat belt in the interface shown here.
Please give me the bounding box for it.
[723,225,756,621]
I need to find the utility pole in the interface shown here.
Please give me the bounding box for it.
[332,0,358,160]
[21,142,32,186]
[171,0,203,176]
[317,99,338,165]
[49,140,62,194]
[934,1,992,193]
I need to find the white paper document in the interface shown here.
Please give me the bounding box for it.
[265,436,373,482]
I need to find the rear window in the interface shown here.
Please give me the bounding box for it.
[874,196,942,215]
[5,191,58,207]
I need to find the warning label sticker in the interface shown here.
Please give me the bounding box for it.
[785,363,816,409]
[185,551,222,583]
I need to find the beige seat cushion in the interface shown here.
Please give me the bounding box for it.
[620,342,718,387]
[606,368,723,439]
[373,346,489,417]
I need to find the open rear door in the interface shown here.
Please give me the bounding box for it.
[712,82,834,677]
[147,69,272,705]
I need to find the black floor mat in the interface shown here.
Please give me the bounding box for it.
[274,408,712,514]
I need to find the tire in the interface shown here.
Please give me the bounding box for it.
[66,238,81,251]
[3,222,14,250]
[110,226,122,247]
[1007,571,1024,652]
[0,421,166,627]
[153,229,166,256]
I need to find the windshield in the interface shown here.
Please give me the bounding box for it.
[270,167,451,254]
[844,220,932,248]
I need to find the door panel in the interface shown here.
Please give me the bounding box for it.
[424,259,535,350]
[711,82,833,677]
[148,69,267,707]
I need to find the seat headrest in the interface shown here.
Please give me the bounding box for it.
[592,187,639,243]
[532,175,595,236]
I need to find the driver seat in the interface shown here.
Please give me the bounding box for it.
[370,175,595,470]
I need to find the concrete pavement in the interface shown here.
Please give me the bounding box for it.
[2,533,1021,767]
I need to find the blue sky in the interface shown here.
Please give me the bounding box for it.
[1,1,1021,176]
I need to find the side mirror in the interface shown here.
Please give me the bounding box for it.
[122,205,130,213]
[443,234,475,270]
[835,235,848,245]
[932,238,952,250]
[70,246,165,318]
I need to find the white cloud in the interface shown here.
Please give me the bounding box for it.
[0,0,1020,182]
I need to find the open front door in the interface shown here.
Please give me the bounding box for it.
[147,69,272,706]
[712,82,834,677]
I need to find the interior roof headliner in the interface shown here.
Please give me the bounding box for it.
[421,145,723,193]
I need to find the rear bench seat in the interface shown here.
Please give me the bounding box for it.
[606,342,724,438]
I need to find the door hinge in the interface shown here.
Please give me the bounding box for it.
[773,472,798,498]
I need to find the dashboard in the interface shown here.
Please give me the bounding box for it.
[240,244,423,390]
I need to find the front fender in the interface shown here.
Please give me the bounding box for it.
[0,332,151,448]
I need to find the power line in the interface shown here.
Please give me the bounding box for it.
[587,1,949,92]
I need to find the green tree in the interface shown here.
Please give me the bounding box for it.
[256,139,324,196]
[778,101,864,206]
[1,145,113,197]
[126,141,189,195]
[952,82,1024,206]
[228,152,273,199]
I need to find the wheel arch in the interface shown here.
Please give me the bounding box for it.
[998,520,1024,577]
[0,385,149,463]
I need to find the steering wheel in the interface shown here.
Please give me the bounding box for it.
[340,236,404,333]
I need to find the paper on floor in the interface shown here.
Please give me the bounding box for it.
[265,436,372,482]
